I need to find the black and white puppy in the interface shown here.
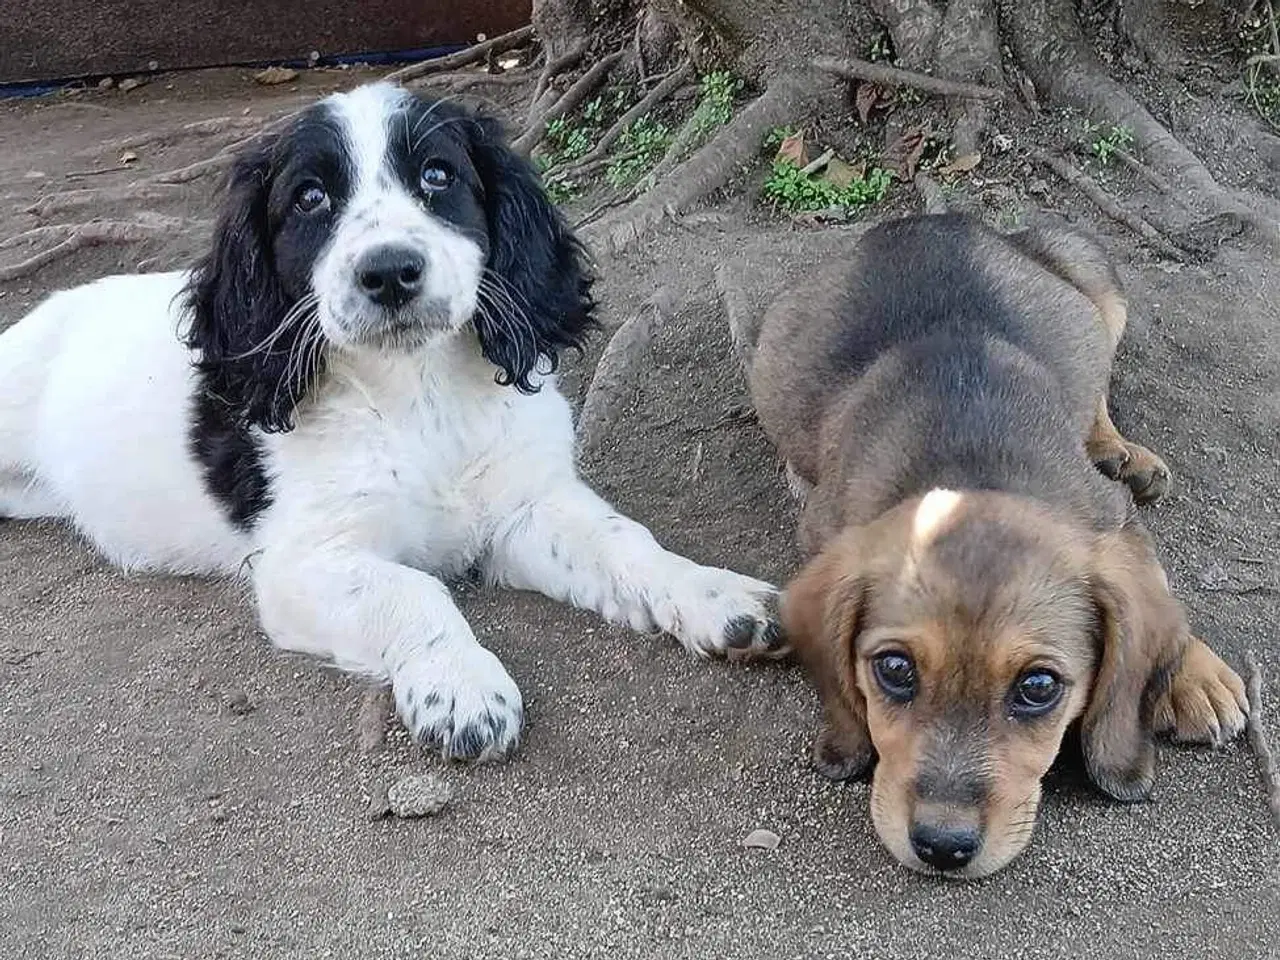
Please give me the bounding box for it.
[0,82,783,759]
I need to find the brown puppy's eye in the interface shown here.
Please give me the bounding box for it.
[872,652,917,704]
[1010,670,1064,718]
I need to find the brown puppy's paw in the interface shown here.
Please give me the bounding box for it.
[1091,440,1171,504]
[813,722,874,781]
[1152,637,1248,746]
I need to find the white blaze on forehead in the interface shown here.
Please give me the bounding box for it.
[326,82,407,191]
[912,488,964,546]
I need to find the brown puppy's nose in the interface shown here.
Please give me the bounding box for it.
[909,822,981,871]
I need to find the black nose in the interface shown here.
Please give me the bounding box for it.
[909,823,981,871]
[356,246,425,308]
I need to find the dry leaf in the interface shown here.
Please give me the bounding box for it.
[821,157,864,190]
[855,82,888,124]
[254,66,299,86]
[742,828,781,851]
[775,132,808,168]
[884,125,929,181]
[940,152,982,176]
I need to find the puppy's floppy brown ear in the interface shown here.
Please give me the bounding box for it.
[782,531,873,781]
[1082,522,1188,802]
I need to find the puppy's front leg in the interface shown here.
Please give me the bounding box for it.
[488,482,785,659]
[252,548,522,760]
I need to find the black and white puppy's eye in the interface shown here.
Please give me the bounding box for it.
[419,159,455,194]
[872,651,917,704]
[294,181,331,214]
[1009,669,1064,718]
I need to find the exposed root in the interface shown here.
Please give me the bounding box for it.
[1244,653,1280,830]
[0,214,197,282]
[715,263,760,381]
[515,51,625,156]
[552,62,693,176]
[94,115,269,156]
[28,112,298,220]
[28,182,187,219]
[382,25,535,84]
[868,0,942,69]
[586,71,812,254]
[530,42,589,111]
[151,141,249,185]
[412,68,537,92]
[576,291,675,459]
[815,55,1007,102]
[934,0,1004,156]
[1033,149,1188,261]
[1002,0,1280,252]
[913,172,949,214]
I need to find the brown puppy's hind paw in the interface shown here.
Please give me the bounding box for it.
[1091,439,1171,504]
[1152,637,1248,746]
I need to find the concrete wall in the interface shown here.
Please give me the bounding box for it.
[2,0,531,84]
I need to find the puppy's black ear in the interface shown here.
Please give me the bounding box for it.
[183,135,320,433]
[1082,522,1187,802]
[467,115,596,393]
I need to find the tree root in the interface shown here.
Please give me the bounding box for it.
[586,71,813,254]
[515,50,625,156]
[94,115,270,157]
[1244,653,1280,830]
[552,62,693,177]
[815,55,1006,102]
[1033,149,1188,261]
[576,291,676,459]
[868,0,942,69]
[913,172,949,214]
[715,263,759,381]
[1002,0,1280,253]
[530,42,588,112]
[383,25,535,84]
[0,214,197,282]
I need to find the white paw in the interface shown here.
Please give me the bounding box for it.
[390,643,524,761]
[658,565,786,661]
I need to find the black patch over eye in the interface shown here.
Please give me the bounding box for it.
[294,180,330,214]
[420,159,455,193]
[872,652,917,704]
[1010,669,1064,718]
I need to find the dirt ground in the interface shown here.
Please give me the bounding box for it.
[1,63,1277,960]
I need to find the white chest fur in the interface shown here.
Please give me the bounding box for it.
[258,333,577,576]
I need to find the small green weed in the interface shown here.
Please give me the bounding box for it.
[1082,121,1134,164]
[606,116,671,188]
[763,125,799,152]
[1238,10,1280,130]
[868,32,894,64]
[762,159,891,215]
[685,71,742,142]
[542,174,581,204]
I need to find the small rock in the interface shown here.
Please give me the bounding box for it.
[226,690,255,715]
[23,170,46,180]
[147,60,159,72]
[367,781,392,820]
[210,806,228,823]
[742,828,781,851]
[254,66,299,86]
[97,77,115,90]
[118,77,146,92]
[119,150,138,165]
[387,774,453,818]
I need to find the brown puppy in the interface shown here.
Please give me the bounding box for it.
[750,214,1248,878]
